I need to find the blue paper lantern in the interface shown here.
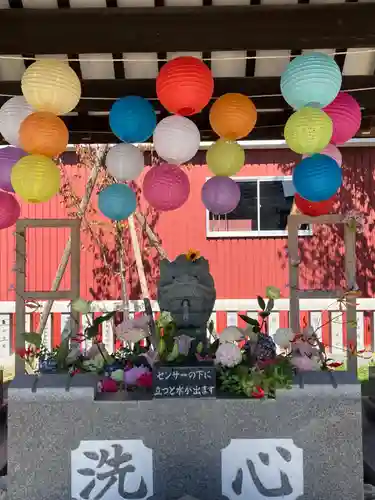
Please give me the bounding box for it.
[109,96,156,143]
[293,154,342,202]
[98,183,137,221]
[281,53,342,110]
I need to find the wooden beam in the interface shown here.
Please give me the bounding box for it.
[0,3,375,53]
[0,76,373,113]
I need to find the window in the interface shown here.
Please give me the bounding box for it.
[206,176,311,238]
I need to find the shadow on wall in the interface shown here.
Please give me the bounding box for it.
[276,148,375,296]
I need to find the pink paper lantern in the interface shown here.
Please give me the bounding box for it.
[323,92,361,145]
[0,191,20,229]
[143,164,190,211]
[303,143,342,167]
[201,176,241,215]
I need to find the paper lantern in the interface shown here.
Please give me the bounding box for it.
[0,191,20,229]
[109,96,156,143]
[19,112,69,157]
[98,184,137,221]
[11,155,60,203]
[202,176,240,215]
[303,143,342,167]
[206,139,245,176]
[209,93,257,140]
[156,56,214,116]
[0,147,27,192]
[143,164,190,211]
[293,154,342,202]
[323,92,362,145]
[295,193,336,217]
[153,115,200,164]
[284,107,332,155]
[106,144,144,181]
[280,52,342,110]
[21,59,81,116]
[0,96,33,147]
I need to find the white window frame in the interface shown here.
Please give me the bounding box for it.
[206,175,313,239]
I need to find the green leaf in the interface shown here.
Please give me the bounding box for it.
[257,296,266,311]
[56,338,70,369]
[208,320,214,335]
[266,298,275,312]
[239,315,259,327]
[85,325,99,339]
[93,312,115,326]
[265,286,281,300]
[23,332,42,348]
[259,311,271,319]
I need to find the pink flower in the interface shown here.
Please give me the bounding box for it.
[137,372,153,388]
[98,378,118,393]
[124,366,150,386]
[291,356,320,371]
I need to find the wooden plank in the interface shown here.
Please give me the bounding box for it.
[0,4,375,53]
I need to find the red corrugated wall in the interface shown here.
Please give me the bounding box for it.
[0,147,374,301]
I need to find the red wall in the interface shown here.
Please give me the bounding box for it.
[1,148,375,301]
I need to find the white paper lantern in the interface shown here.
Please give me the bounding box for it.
[153,115,200,164]
[105,143,144,181]
[0,96,33,146]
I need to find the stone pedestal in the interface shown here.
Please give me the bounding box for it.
[7,373,363,500]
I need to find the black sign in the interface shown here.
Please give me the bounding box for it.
[153,365,216,399]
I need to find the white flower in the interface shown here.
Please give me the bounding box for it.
[215,343,242,368]
[291,355,321,371]
[273,328,294,349]
[219,326,244,344]
[116,315,150,343]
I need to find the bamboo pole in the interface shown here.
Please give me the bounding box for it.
[37,145,107,337]
[134,211,168,260]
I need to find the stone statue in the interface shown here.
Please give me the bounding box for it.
[157,254,216,345]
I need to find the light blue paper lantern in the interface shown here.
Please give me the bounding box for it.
[98,183,137,221]
[293,154,342,202]
[109,96,156,143]
[281,53,342,110]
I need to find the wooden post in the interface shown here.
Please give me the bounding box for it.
[15,223,26,374]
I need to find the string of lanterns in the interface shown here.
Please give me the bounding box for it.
[281,52,362,216]
[0,51,363,229]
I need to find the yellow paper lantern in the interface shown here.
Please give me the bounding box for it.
[206,139,245,176]
[284,107,333,155]
[21,59,81,115]
[11,155,60,203]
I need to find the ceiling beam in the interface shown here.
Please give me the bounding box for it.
[0,3,375,53]
[0,76,373,112]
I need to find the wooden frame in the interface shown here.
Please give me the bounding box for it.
[288,214,358,373]
[15,219,80,374]
[0,3,375,53]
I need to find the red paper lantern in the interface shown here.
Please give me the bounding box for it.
[156,56,214,116]
[295,193,336,216]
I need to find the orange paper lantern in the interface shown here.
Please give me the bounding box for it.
[156,56,214,116]
[209,93,257,140]
[19,111,69,157]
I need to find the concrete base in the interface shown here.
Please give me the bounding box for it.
[7,374,364,500]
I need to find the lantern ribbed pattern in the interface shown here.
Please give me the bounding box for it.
[206,140,245,176]
[280,52,342,110]
[201,176,241,215]
[109,96,156,143]
[284,107,332,155]
[303,143,342,167]
[295,193,336,217]
[19,112,69,157]
[11,155,60,203]
[156,56,214,116]
[0,191,20,229]
[293,154,342,202]
[105,144,144,181]
[143,164,190,211]
[0,147,27,192]
[323,92,362,145]
[0,96,33,147]
[209,93,257,140]
[98,184,137,221]
[153,115,200,164]
[21,59,81,115]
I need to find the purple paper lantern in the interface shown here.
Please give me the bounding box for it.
[201,176,241,215]
[0,191,20,229]
[0,147,27,192]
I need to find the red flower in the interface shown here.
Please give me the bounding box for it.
[327,361,344,368]
[16,346,37,359]
[70,369,80,376]
[251,386,265,399]
[137,372,153,388]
